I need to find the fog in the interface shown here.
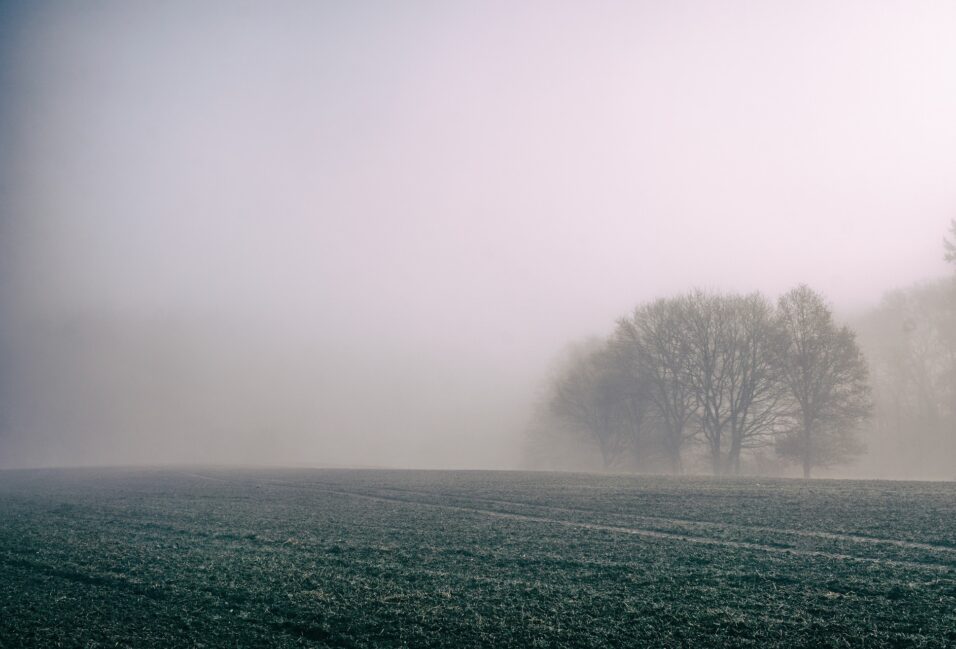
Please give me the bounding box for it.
[1,1,955,474]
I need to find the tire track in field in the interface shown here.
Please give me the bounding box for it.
[326,483,956,556]
[169,470,233,483]
[174,472,956,570]
[309,486,956,573]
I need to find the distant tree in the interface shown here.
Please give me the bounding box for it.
[722,293,789,474]
[776,286,871,477]
[677,292,731,475]
[548,339,638,468]
[855,280,956,478]
[614,298,697,473]
[603,341,657,468]
[681,291,786,475]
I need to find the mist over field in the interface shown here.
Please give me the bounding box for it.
[1,1,955,477]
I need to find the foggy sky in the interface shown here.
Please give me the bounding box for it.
[2,1,955,470]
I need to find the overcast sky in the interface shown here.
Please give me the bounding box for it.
[1,1,955,469]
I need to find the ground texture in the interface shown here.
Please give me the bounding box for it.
[0,468,954,647]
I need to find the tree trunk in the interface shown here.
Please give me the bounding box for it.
[671,453,683,475]
[728,434,742,475]
[710,426,723,475]
[802,422,812,479]
[665,429,683,475]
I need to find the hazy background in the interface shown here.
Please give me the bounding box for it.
[1,1,954,472]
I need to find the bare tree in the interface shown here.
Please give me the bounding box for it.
[680,291,731,474]
[536,286,873,477]
[776,286,871,477]
[614,298,696,473]
[602,341,656,468]
[549,339,635,468]
[680,292,785,475]
[723,293,788,474]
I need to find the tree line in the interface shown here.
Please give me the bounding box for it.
[530,222,956,478]
[532,286,871,477]
[853,220,956,479]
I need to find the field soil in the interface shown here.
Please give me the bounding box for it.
[0,468,954,647]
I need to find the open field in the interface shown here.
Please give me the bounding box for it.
[0,469,954,648]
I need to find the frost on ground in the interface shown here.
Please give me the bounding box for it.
[0,469,954,648]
